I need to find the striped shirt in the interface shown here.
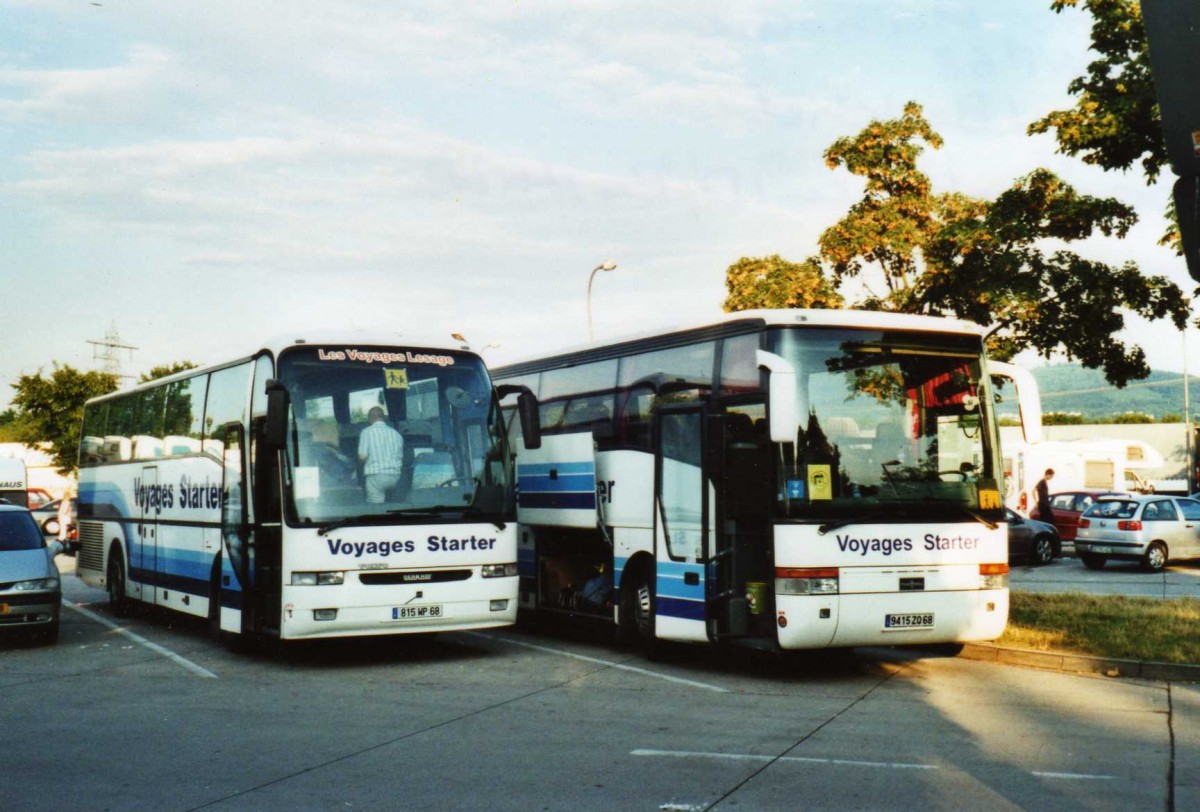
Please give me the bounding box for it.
[357,421,405,476]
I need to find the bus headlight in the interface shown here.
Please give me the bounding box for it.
[481,563,518,578]
[775,567,839,595]
[291,571,345,586]
[979,563,1008,590]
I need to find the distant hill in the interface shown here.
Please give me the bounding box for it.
[995,363,1197,421]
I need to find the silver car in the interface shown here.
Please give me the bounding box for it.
[0,504,63,644]
[1075,495,1200,572]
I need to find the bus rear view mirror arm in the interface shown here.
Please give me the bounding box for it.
[496,384,541,451]
[264,379,291,450]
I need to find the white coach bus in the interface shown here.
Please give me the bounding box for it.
[76,332,539,646]
[494,310,1038,655]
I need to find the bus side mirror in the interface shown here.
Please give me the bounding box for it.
[756,350,799,445]
[989,362,1042,445]
[497,385,542,451]
[264,380,290,449]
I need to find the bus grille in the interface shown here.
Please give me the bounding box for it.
[359,569,472,585]
[78,521,105,573]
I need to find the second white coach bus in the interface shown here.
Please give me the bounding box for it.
[494,310,1038,655]
[76,332,539,646]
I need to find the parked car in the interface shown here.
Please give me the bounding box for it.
[1075,494,1200,572]
[1006,508,1060,565]
[1046,490,1130,542]
[0,504,62,644]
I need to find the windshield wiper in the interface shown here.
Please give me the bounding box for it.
[922,499,999,530]
[388,505,507,531]
[316,514,393,536]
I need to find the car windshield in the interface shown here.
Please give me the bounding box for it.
[277,346,513,527]
[767,326,1002,521]
[1084,500,1139,519]
[0,512,45,551]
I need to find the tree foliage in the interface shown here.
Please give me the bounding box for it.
[1027,0,1178,252]
[139,361,199,383]
[723,101,1190,386]
[9,365,119,474]
[722,254,843,312]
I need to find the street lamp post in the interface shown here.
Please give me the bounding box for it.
[587,260,618,341]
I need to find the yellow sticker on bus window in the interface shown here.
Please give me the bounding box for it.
[385,369,409,390]
[808,464,833,500]
[978,488,1001,510]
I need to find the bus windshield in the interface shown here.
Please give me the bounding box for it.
[768,327,1001,521]
[277,346,511,527]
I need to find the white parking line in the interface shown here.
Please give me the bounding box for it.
[635,750,1121,780]
[632,748,937,771]
[63,601,218,679]
[470,633,728,693]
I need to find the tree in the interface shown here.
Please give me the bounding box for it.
[1027,0,1179,252]
[724,102,1190,386]
[139,361,199,383]
[722,254,843,312]
[9,365,119,474]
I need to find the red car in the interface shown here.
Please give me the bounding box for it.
[1046,490,1130,542]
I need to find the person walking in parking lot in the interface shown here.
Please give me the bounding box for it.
[1035,468,1055,523]
[358,406,405,503]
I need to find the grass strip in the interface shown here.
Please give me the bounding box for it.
[1001,591,1200,665]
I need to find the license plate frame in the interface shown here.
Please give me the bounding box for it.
[392,604,443,621]
[884,612,934,630]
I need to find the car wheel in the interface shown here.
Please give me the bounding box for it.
[1142,541,1168,573]
[43,518,59,537]
[1080,553,1107,570]
[1033,535,1054,566]
[107,551,130,617]
[41,615,60,645]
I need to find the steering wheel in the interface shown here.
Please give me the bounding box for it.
[438,477,473,488]
[938,470,969,482]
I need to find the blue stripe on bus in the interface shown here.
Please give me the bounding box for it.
[656,596,705,621]
[519,492,597,510]
[517,473,596,493]
[517,461,595,476]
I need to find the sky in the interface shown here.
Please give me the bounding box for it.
[1,0,1194,410]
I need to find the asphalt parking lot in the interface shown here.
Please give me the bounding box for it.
[0,553,1197,811]
[1010,549,1200,599]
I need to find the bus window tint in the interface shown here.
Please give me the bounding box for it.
[720,333,760,394]
[105,396,135,462]
[164,375,207,455]
[769,327,998,518]
[204,363,253,458]
[132,386,167,460]
[276,348,510,524]
[80,402,108,466]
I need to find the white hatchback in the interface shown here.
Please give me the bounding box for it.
[1075,495,1200,572]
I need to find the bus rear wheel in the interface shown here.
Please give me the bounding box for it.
[107,551,129,617]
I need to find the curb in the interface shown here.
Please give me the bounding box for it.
[961,643,1200,682]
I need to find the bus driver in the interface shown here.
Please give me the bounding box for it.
[358,406,405,503]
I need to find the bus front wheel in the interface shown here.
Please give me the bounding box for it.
[621,571,657,659]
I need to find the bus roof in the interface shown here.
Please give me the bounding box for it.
[85,330,478,405]
[495,309,986,375]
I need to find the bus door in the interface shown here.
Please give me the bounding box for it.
[219,423,252,635]
[653,403,711,644]
[709,401,774,645]
[139,465,158,605]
